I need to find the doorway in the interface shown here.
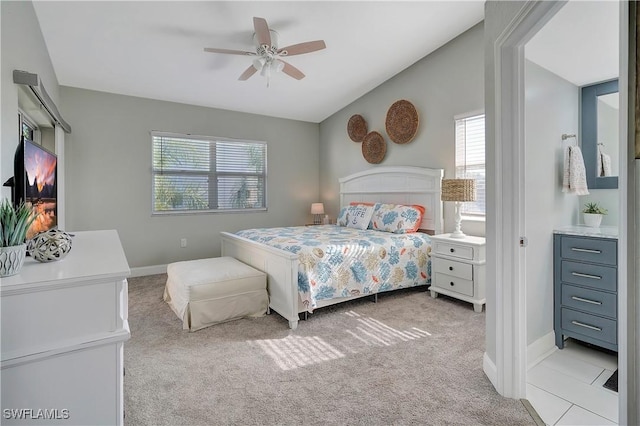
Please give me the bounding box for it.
[523,2,620,424]
[485,1,636,424]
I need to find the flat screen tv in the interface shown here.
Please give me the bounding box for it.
[14,138,58,239]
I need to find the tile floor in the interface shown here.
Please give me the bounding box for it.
[527,339,618,425]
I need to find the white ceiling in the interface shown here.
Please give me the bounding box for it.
[32,1,484,123]
[525,0,619,87]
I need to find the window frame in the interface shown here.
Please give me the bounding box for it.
[454,110,486,218]
[18,109,41,144]
[151,131,268,215]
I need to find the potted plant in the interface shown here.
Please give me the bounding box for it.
[582,202,607,227]
[0,199,37,277]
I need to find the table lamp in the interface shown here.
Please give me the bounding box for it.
[441,179,477,239]
[311,203,325,225]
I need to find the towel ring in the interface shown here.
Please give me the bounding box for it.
[561,133,577,145]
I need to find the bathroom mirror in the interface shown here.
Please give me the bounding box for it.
[580,79,618,189]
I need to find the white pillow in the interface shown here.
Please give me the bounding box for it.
[345,205,374,230]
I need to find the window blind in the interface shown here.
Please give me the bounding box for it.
[151,132,266,213]
[455,114,485,216]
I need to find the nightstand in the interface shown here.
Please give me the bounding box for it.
[429,234,486,312]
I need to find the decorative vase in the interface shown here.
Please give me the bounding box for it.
[27,229,73,262]
[0,244,27,277]
[583,213,603,227]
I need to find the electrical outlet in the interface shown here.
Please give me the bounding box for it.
[180,238,187,248]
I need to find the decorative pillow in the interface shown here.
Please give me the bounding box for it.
[337,205,375,230]
[336,207,348,226]
[370,203,425,234]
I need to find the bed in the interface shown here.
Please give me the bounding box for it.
[220,166,444,329]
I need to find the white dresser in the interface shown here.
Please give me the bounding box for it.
[1,230,130,425]
[429,234,486,313]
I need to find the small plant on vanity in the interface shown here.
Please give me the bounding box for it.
[582,202,607,228]
[0,199,37,276]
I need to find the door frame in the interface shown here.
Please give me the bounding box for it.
[490,1,636,423]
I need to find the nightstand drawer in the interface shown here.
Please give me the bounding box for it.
[433,259,472,280]
[433,272,473,297]
[433,242,473,260]
[561,236,617,266]
[561,261,616,292]
[561,308,617,345]
[561,284,616,318]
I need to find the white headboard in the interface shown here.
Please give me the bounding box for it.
[339,166,443,234]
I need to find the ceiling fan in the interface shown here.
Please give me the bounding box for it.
[204,17,326,85]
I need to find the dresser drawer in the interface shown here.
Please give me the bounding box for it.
[561,308,617,345]
[433,259,473,280]
[433,272,473,297]
[561,284,616,319]
[561,236,617,266]
[561,260,616,291]
[433,242,473,260]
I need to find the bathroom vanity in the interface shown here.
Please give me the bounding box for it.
[553,225,618,352]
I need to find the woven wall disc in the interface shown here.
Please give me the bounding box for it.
[361,131,386,164]
[385,100,419,144]
[347,114,368,142]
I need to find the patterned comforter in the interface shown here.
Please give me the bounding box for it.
[235,225,432,312]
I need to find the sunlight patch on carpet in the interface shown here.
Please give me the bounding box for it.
[253,335,345,371]
[344,310,432,346]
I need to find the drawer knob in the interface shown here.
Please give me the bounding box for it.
[449,266,453,271]
[450,248,455,253]
[450,282,455,286]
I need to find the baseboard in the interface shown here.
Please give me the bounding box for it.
[483,352,498,390]
[130,264,167,277]
[527,331,557,370]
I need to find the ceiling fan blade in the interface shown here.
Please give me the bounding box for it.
[280,60,305,80]
[204,47,254,56]
[238,65,258,81]
[253,17,271,47]
[277,40,326,56]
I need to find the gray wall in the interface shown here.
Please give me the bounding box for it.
[523,60,579,346]
[1,1,61,199]
[61,87,319,268]
[319,23,485,237]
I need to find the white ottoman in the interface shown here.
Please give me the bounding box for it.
[163,256,268,331]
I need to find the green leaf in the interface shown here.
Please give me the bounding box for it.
[0,199,38,247]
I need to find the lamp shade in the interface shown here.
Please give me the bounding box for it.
[310,203,325,215]
[441,179,477,202]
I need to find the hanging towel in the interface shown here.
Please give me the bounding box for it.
[562,146,589,195]
[597,144,612,177]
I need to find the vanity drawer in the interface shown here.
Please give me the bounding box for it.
[433,242,473,260]
[561,260,616,292]
[561,236,617,266]
[433,259,473,280]
[561,308,617,345]
[561,284,616,319]
[433,273,474,297]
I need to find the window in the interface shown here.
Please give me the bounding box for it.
[151,132,267,214]
[454,112,485,216]
[18,111,39,142]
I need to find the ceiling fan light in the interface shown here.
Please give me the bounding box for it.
[273,60,285,73]
[252,58,265,71]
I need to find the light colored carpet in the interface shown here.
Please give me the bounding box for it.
[124,274,536,425]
